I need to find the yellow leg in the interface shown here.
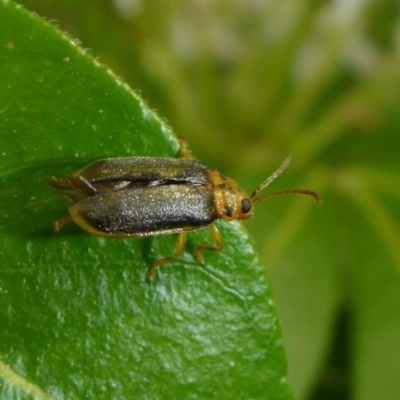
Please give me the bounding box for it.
[179,137,196,159]
[147,233,188,281]
[54,216,73,232]
[195,223,223,264]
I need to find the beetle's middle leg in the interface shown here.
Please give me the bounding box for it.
[194,223,223,264]
[147,233,188,281]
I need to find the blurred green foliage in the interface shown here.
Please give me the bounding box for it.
[4,0,400,399]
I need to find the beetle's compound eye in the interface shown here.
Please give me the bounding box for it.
[241,199,251,214]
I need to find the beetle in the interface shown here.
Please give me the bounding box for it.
[48,138,320,280]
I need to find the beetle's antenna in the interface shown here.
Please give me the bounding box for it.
[250,155,321,205]
[252,189,321,205]
[250,155,292,199]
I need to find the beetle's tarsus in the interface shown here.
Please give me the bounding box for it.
[54,216,73,232]
[146,267,157,282]
[146,258,169,282]
[179,137,195,160]
[195,252,205,265]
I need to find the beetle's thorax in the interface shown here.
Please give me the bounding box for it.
[209,170,253,222]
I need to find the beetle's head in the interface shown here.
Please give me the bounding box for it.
[211,170,254,222]
[211,155,321,222]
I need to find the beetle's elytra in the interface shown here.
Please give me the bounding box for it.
[48,138,320,280]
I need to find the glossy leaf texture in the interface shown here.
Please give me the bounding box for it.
[0,2,292,399]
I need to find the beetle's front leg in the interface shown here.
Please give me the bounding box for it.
[179,137,196,160]
[147,233,188,281]
[194,223,223,264]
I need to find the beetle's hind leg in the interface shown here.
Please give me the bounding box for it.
[147,233,188,281]
[194,223,223,264]
[54,216,73,231]
[47,176,97,200]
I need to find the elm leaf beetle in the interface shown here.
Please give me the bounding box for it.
[48,138,320,280]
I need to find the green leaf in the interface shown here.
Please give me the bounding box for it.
[0,2,292,399]
[10,1,400,399]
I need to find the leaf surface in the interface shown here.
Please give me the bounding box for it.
[0,2,292,399]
